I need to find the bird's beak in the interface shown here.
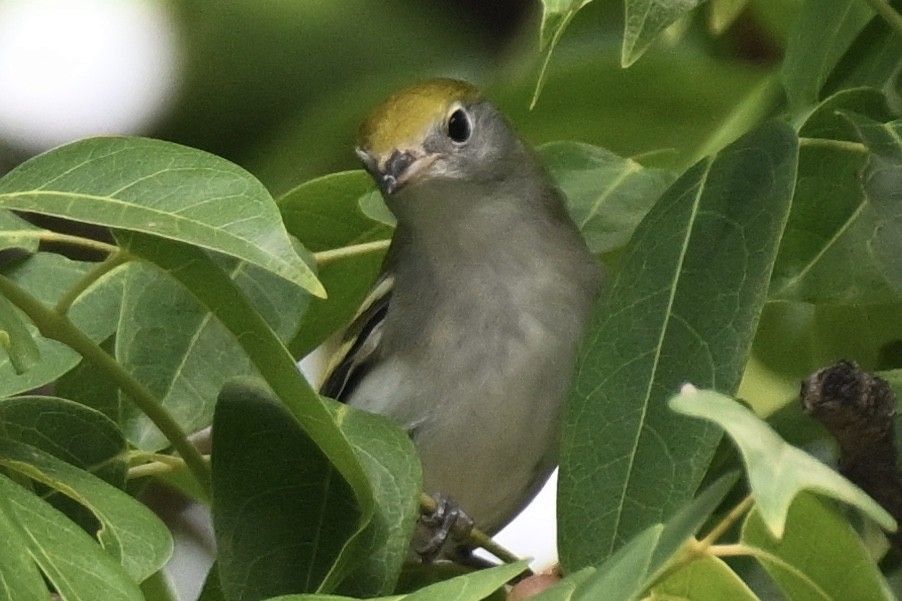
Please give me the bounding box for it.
[356,147,436,195]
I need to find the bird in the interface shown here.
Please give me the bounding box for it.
[320,78,602,560]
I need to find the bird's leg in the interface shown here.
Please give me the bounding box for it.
[417,493,476,562]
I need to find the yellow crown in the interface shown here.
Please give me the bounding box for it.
[357,78,481,156]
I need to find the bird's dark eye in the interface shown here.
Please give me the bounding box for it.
[446,108,471,143]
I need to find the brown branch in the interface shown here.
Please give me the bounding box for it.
[801,360,902,548]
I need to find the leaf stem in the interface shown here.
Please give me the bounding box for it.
[313,239,390,266]
[798,137,868,154]
[0,274,212,499]
[711,543,831,599]
[40,231,121,255]
[697,494,754,548]
[863,0,902,35]
[128,453,208,480]
[55,252,130,315]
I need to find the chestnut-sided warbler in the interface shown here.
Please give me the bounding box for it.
[321,78,602,560]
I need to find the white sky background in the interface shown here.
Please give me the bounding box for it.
[0,1,558,597]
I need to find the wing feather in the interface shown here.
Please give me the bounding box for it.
[319,273,394,401]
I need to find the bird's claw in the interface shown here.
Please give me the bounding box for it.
[417,494,475,562]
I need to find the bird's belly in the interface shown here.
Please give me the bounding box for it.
[347,313,570,535]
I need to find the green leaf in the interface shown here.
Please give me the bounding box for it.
[0,136,324,297]
[402,560,527,601]
[769,88,896,304]
[0,288,40,374]
[212,380,360,601]
[0,253,125,397]
[650,554,759,600]
[823,17,902,96]
[536,475,737,601]
[538,141,673,255]
[269,559,529,601]
[278,171,391,360]
[326,398,421,597]
[752,301,902,383]
[0,209,43,253]
[669,388,896,535]
[0,437,172,582]
[0,488,49,601]
[0,396,127,487]
[0,473,143,601]
[115,254,309,451]
[532,0,594,107]
[843,115,902,296]
[781,0,874,112]
[742,493,893,600]
[622,0,703,67]
[571,525,663,600]
[115,232,372,515]
[55,337,123,427]
[559,121,798,570]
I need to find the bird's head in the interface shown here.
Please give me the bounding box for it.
[356,78,521,198]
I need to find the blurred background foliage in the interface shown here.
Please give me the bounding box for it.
[0,0,792,195]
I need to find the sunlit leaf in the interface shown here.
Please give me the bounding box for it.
[0,137,324,296]
[670,387,896,536]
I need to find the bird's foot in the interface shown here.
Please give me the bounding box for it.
[417,494,475,562]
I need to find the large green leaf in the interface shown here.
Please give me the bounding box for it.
[539,141,672,255]
[0,137,323,296]
[212,379,421,600]
[781,0,874,112]
[0,437,172,582]
[115,232,373,579]
[212,380,361,601]
[559,121,798,570]
[846,116,902,297]
[770,89,896,304]
[670,388,895,535]
[326,397,421,597]
[742,493,892,600]
[0,473,142,601]
[114,253,309,451]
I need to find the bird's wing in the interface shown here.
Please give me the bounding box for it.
[319,272,394,402]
